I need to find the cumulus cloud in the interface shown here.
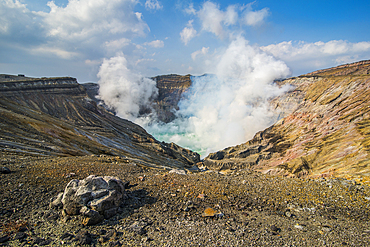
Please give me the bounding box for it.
[184,3,196,15]
[0,0,43,45]
[183,1,269,41]
[145,40,164,48]
[191,47,209,60]
[242,4,269,26]
[198,1,228,38]
[40,0,148,41]
[145,0,163,10]
[104,38,131,51]
[0,0,149,61]
[180,20,197,45]
[261,40,370,74]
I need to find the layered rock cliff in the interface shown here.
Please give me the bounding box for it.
[203,60,370,178]
[0,75,199,169]
[150,74,192,123]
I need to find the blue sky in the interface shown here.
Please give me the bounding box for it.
[1,0,370,82]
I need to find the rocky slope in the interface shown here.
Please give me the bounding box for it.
[204,60,370,178]
[0,75,199,169]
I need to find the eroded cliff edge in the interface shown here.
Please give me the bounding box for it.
[204,60,370,178]
[0,75,199,169]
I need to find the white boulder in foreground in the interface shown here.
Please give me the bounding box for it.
[50,175,126,225]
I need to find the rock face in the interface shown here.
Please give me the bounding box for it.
[204,60,370,177]
[0,75,199,169]
[151,74,192,123]
[51,175,125,225]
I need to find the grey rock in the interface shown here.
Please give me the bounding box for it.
[49,192,64,209]
[129,221,147,235]
[0,167,11,174]
[0,235,10,243]
[104,207,118,219]
[169,169,187,175]
[60,232,74,241]
[80,206,104,226]
[76,230,92,245]
[14,231,27,240]
[54,175,126,225]
[270,225,280,232]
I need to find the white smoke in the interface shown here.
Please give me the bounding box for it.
[146,37,291,156]
[97,38,291,157]
[97,53,158,124]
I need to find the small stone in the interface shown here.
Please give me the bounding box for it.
[65,172,76,178]
[294,224,304,230]
[32,237,45,245]
[322,226,332,232]
[50,192,64,209]
[76,230,92,245]
[202,207,223,217]
[169,169,187,175]
[197,194,205,199]
[285,211,292,217]
[129,221,147,235]
[60,232,74,241]
[270,225,280,232]
[0,235,10,243]
[108,241,122,247]
[0,167,11,174]
[38,239,52,246]
[14,232,27,240]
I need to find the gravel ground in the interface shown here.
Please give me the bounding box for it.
[1,152,370,246]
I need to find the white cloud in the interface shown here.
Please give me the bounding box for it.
[224,5,238,26]
[261,40,370,74]
[191,47,209,60]
[85,59,101,66]
[145,40,164,48]
[180,20,197,45]
[29,46,79,59]
[0,0,153,77]
[243,6,269,26]
[104,38,131,51]
[189,1,268,40]
[185,3,196,15]
[135,58,156,65]
[198,1,226,37]
[145,0,162,10]
[40,0,149,41]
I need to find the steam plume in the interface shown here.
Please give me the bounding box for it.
[97,53,158,124]
[98,38,291,157]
